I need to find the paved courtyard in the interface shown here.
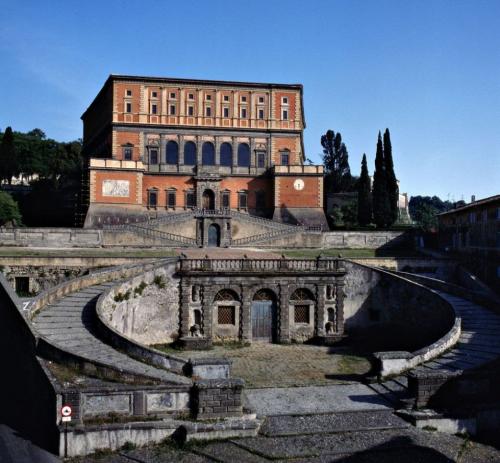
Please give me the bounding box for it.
[173,343,372,388]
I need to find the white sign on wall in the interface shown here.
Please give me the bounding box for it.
[102,180,130,198]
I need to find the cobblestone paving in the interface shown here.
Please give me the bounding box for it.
[31,284,190,385]
[176,343,372,388]
[70,427,500,462]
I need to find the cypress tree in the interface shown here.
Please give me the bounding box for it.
[383,128,399,225]
[0,127,18,184]
[357,153,372,226]
[321,130,352,193]
[372,131,391,227]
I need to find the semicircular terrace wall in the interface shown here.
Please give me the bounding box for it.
[343,261,456,352]
[98,262,180,346]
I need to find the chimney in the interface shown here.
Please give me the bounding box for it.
[471,195,476,203]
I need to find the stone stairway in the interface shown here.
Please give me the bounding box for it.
[106,223,197,246]
[31,283,190,385]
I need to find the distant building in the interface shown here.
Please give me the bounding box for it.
[80,75,327,230]
[438,194,500,292]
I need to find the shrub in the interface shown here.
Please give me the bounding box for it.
[153,275,165,289]
[134,281,147,296]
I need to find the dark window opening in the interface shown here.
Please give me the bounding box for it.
[237,143,250,167]
[151,104,158,114]
[194,309,202,325]
[205,106,212,117]
[294,305,310,324]
[257,152,266,168]
[258,108,264,119]
[148,190,158,208]
[221,192,230,209]
[149,149,159,165]
[123,147,133,160]
[169,105,176,115]
[223,107,230,118]
[220,142,233,166]
[184,141,197,165]
[202,142,215,165]
[167,190,176,208]
[126,102,132,113]
[188,105,194,116]
[186,191,195,208]
[15,277,30,296]
[218,306,236,325]
[238,192,248,209]
[280,151,289,166]
[166,141,179,164]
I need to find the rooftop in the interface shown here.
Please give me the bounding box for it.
[438,194,500,216]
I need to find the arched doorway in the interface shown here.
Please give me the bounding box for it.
[251,289,277,342]
[207,223,220,247]
[202,189,215,210]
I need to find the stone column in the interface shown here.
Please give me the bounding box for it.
[335,278,345,335]
[316,284,326,337]
[278,282,290,343]
[180,279,192,338]
[215,137,221,166]
[250,137,256,168]
[178,135,185,165]
[232,137,238,169]
[197,136,202,165]
[241,287,252,342]
[202,285,215,341]
[160,135,167,165]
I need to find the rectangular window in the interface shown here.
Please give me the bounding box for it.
[294,305,310,324]
[241,96,247,102]
[126,102,132,113]
[170,92,176,99]
[282,96,288,105]
[151,104,158,114]
[188,93,194,100]
[188,105,194,116]
[186,192,195,208]
[257,152,266,168]
[218,306,235,325]
[282,109,288,120]
[149,149,159,164]
[258,96,264,103]
[241,107,247,118]
[123,147,133,160]
[151,91,157,98]
[239,192,247,209]
[167,191,176,208]
[126,89,132,96]
[148,191,158,208]
[281,152,289,165]
[223,95,229,102]
[206,94,212,101]
[222,192,230,208]
[206,106,212,117]
[223,107,230,118]
[258,108,264,119]
[170,105,176,115]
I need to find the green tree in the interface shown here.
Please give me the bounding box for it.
[408,195,456,231]
[383,129,398,225]
[0,127,19,184]
[0,191,22,225]
[372,131,391,227]
[321,130,352,194]
[341,200,358,227]
[357,153,372,226]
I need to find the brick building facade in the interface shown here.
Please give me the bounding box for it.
[438,194,500,293]
[81,75,326,230]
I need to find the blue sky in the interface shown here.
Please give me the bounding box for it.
[1,0,499,201]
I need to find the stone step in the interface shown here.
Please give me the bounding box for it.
[259,410,409,437]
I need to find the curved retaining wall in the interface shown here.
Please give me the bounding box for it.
[27,259,177,382]
[344,261,459,377]
[95,264,187,374]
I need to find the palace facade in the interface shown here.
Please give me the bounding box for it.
[81,75,326,229]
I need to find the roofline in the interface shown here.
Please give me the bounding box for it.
[82,74,305,121]
[438,194,500,216]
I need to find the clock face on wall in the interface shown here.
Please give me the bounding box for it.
[293,179,305,191]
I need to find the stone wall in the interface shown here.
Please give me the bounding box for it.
[0,228,102,247]
[193,378,244,420]
[99,264,180,345]
[0,273,59,453]
[343,261,456,352]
